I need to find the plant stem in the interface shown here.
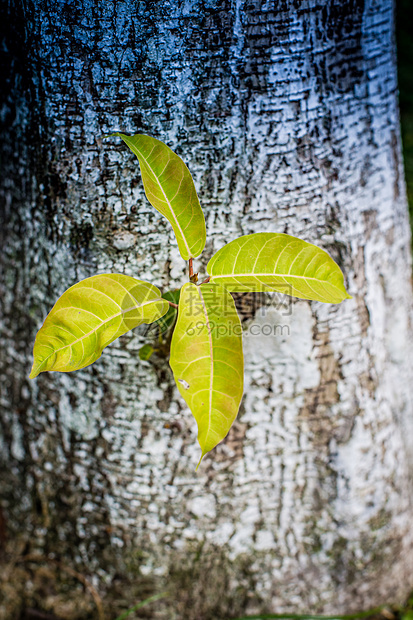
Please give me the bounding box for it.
[199,276,210,285]
[189,257,199,283]
[167,301,179,309]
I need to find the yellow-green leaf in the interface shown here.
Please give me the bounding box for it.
[207,233,352,303]
[114,133,206,260]
[30,274,169,378]
[169,283,244,464]
[139,344,155,361]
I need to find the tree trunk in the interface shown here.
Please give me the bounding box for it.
[1,0,413,618]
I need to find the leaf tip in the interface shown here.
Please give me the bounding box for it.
[195,451,207,471]
[29,366,39,380]
[102,132,122,140]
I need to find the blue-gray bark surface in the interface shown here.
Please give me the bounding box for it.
[1,0,413,618]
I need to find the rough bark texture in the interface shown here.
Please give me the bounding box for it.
[1,0,413,618]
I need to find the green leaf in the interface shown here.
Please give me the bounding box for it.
[207,233,352,304]
[30,274,169,378]
[113,133,206,260]
[139,344,155,361]
[155,288,180,335]
[169,283,244,464]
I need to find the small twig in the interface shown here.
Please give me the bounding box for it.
[188,257,199,283]
[199,276,210,285]
[17,555,105,620]
[167,301,179,309]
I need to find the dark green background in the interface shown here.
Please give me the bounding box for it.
[397,0,413,228]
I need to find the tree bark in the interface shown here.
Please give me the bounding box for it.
[1,0,413,618]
